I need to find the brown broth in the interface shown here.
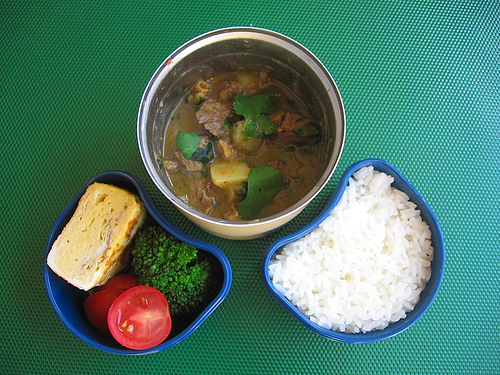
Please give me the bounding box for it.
[161,70,322,220]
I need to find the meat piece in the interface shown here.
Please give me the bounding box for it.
[218,81,242,102]
[174,151,203,173]
[270,112,320,143]
[162,159,179,172]
[196,99,233,138]
[271,112,308,133]
[190,178,215,215]
[199,134,210,148]
[217,139,238,159]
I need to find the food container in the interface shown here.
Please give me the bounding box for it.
[44,170,232,355]
[261,159,445,343]
[137,27,345,240]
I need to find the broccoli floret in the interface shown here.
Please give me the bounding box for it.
[131,225,214,317]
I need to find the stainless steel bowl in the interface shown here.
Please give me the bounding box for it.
[137,27,345,239]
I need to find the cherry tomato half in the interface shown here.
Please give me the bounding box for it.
[96,274,139,292]
[107,286,172,350]
[84,274,139,335]
[84,288,124,335]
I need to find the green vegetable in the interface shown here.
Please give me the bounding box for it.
[191,141,214,163]
[237,166,283,220]
[131,225,215,317]
[293,122,320,137]
[223,116,234,129]
[233,93,277,138]
[176,131,201,159]
[176,131,214,164]
[193,96,206,105]
[156,157,164,170]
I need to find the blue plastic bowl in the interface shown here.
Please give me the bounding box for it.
[44,171,232,355]
[261,159,445,344]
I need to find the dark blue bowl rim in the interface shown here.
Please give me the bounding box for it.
[261,158,445,344]
[44,170,233,355]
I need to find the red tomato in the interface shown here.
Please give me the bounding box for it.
[84,288,123,335]
[107,286,172,350]
[97,274,139,292]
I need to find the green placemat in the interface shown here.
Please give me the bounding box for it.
[2,1,499,374]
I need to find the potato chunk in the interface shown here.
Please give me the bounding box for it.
[236,71,260,93]
[232,120,263,152]
[210,160,251,189]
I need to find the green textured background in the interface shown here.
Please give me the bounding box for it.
[2,1,499,374]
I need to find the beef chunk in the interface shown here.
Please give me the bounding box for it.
[162,159,179,172]
[190,178,215,215]
[217,138,238,159]
[196,99,233,137]
[174,151,204,172]
[270,112,320,143]
[218,81,242,102]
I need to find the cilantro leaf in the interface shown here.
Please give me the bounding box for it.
[233,93,277,138]
[237,166,283,220]
[176,131,201,159]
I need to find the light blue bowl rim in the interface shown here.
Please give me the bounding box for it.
[261,158,445,344]
[44,170,233,355]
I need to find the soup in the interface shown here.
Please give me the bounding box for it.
[161,70,322,221]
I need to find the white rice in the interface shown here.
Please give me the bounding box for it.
[268,166,434,333]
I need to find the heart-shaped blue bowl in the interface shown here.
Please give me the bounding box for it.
[261,159,445,343]
[44,170,232,355]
